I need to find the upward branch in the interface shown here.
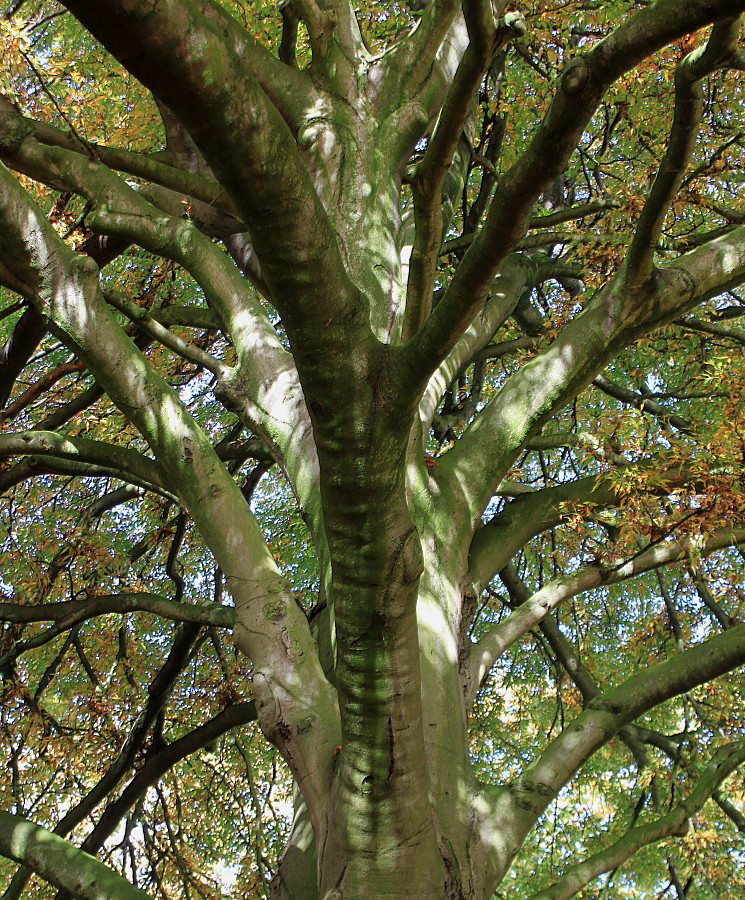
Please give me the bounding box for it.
[528,741,745,900]
[381,0,464,102]
[626,16,745,285]
[434,222,745,527]
[0,811,153,900]
[59,0,361,347]
[403,10,526,340]
[400,0,745,381]
[492,620,745,860]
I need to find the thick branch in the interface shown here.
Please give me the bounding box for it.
[0,431,167,492]
[467,455,699,593]
[0,159,340,832]
[0,811,152,900]
[381,1,463,102]
[403,11,525,339]
[0,592,234,629]
[434,222,745,526]
[294,0,368,89]
[501,620,745,842]
[59,0,361,345]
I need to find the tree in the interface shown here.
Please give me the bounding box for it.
[1,0,745,896]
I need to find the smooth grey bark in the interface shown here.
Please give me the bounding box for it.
[0,811,153,900]
[1,2,745,898]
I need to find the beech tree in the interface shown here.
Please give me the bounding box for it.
[2,1,745,897]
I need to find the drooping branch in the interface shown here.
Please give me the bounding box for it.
[527,740,745,900]
[592,373,695,434]
[0,431,167,493]
[80,702,256,855]
[0,811,153,900]
[468,527,745,702]
[475,614,745,889]
[0,592,234,629]
[2,622,204,900]
[60,623,204,838]
[0,158,341,834]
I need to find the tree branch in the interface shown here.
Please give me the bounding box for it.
[0,456,178,500]
[58,0,361,345]
[81,702,256,854]
[0,101,310,464]
[1,358,84,422]
[592,373,695,434]
[2,623,204,899]
[678,315,745,345]
[0,431,167,492]
[625,17,743,285]
[469,527,745,702]
[8,100,237,216]
[0,811,153,900]
[527,741,745,900]
[467,455,699,594]
[432,221,745,527]
[381,0,463,103]
[0,306,46,408]
[400,0,745,381]
[403,11,525,339]
[0,158,341,831]
[103,290,228,376]
[499,619,745,846]
[0,592,234,629]
[418,255,531,434]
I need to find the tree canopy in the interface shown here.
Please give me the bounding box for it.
[1,1,745,898]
